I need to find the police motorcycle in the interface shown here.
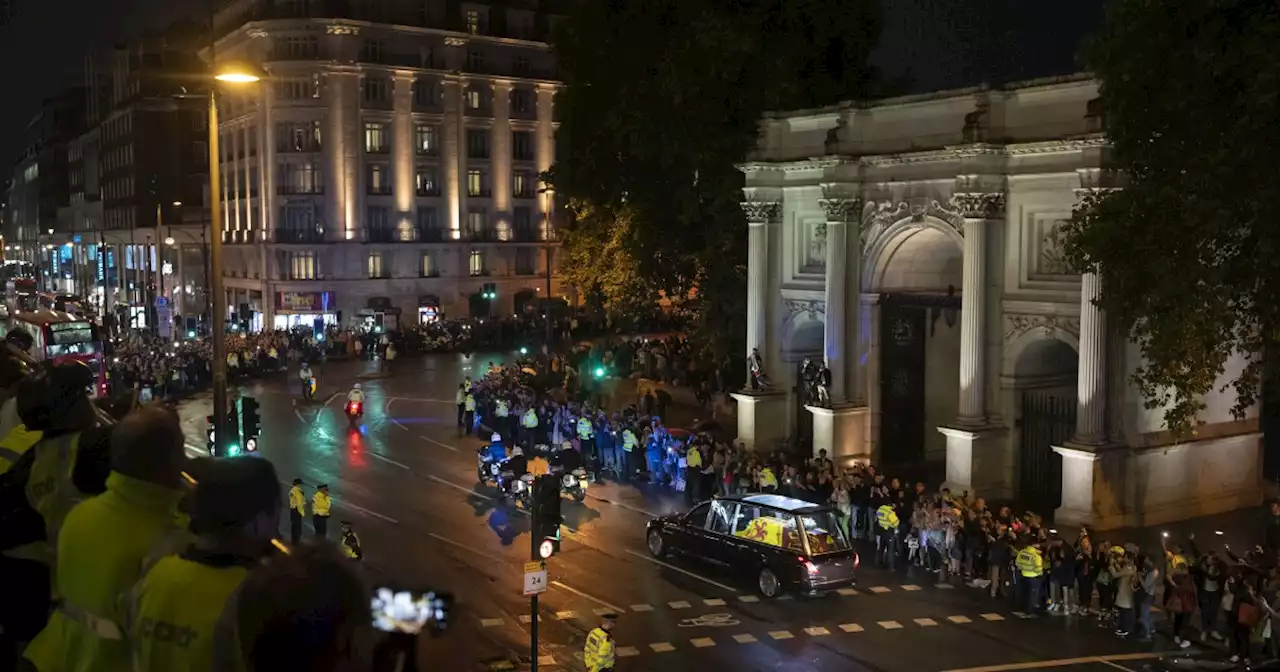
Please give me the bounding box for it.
[345,383,364,427]
[549,441,589,502]
[495,447,534,508]
[300,364,317,401]
[476,433,506,485]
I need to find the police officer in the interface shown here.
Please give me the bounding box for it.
[494,395,511,439]
[1015,538,1045,613]
[455,383,467,429]
[288,478,306,546]
[340,520,362,561]
[24,406,187,672]
[583,612,617,671]
[757,464,778,493]
[620,425,638,482]
[520,404,539,450]
[463,389,477,436]
[875,501,900,570]
[312,483,331,539]
[125,456,283,672]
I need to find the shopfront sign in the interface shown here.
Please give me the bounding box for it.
[276,291,334,313]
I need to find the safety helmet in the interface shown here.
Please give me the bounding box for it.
[511,446,524,457]
[490,432,501,442]
[352,383,361,390]
[561,441,573,451]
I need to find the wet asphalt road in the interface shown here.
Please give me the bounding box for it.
[172,353,1192,672]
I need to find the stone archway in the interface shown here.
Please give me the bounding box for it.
[1010,336,1079,518]
[865,218,964,465]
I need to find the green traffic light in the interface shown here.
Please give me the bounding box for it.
[227,444,240,456]
[520,347,528,355]
[594,367,605,378]
[187,330,196,338]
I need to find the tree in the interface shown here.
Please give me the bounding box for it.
[546,0,882,361]
[1061,0,1280,437]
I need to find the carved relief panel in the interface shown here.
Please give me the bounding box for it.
[1026,212,1077,281]
[797,215,827,271]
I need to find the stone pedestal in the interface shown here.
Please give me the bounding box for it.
[731,389,788,451]
[938,424,1012,500]
[1055,431,1264,530]
[806,404,869,463]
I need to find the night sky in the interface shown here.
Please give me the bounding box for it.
[0,0,1106,171]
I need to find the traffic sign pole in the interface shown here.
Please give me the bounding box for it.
[530,492,540,672]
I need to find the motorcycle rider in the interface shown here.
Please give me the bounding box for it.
[299,362,315,400]
[503,446,529,479]
[347,383,364,407]
[479,432,507,476]
[549,440,583,475]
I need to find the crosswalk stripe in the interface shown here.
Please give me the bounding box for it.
[769,630,794,640]
[650,643,676,653]
[869,586,891,593]
[630,604,654,612]
[914,618,938,627]
[703,598,726,606]
[839,623,864,633]
[1012,611,1035,619]
[804,626,831,636]
[518,615,542,623]
[877,620,903,630]
[738,595,760,603]
[593,607,615,616]
[901,584,923,591]
[837,587,859,596]
[537,655,557,666]
[948,615,973,624]
[617,647,641,658]
[733,633,758,643]
[936,583,956,589]
[668,601,692,609]
[555,611,577,620]
[980,613,1005,621]
[480,618,504,627]
[691,637,716,648]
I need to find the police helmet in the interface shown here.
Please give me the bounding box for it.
[511,446,524,457]
[561,441,573,452]
[490,432,502,442]
[352,383,362,390]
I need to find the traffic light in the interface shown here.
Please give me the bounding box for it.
[239,396,261,452]
[373,313,384,334]
[531,474,563,558]
[481,282,497,300]
[593,366,605,379]
[206,414,216,455]
[185,316,198,339]
[207,411,241,457]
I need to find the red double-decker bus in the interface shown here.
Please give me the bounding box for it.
[3,309,108,397]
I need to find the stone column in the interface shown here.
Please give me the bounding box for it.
[949,191,1005,425]
[1074,271,1107,443]
[817,196,860,401]
[740,201,780,361]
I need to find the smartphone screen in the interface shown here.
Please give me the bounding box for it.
[371,587,451,635]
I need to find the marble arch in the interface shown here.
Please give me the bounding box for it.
[862,215,965,293]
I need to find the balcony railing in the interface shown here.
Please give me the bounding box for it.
[465,229,498,242]
[416,227,445,242]
[366,228,399,243]
[274,228,327,244]
[277,186,324,196]
[367,185,392,196]
[511,228,540,242]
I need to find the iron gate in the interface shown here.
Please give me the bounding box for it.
[1018,392,1077,519]
[879,299,928,465]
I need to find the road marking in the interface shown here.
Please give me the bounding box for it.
[420,435,460,452]
[914,618,938,627]
[836,587,859,596]
[324,392,340,405]
[979,613,1005,621]
[939,653,1163,672]
[649,643,675,653]
[703,598,726,606]
[554,611,577,620]
[691,637,716,648]
[838,623,864,633]
[738,595,759,603]
[804,626,830,636]
[948,615,973,624]
[592,608,614,616]
[427,533,505,563]
[768,631,793,640]
[1098,662,1137,672]
[877,620,903,630]
[480,618,504,627]
[901,584,922,591]
[343,501,399,524]
[388,396,454,404]
[776,594,793,601]
[518,615,542,624]
[936,583,956,589]
[585,492,663,518]
[623,550,739,592]
[616,647,640,658]
[550,581,624,614]
[668,601,691,610]
[868,586,891,593]
[368,451,410,470]
[733,633,757,644]
[630,604,654,612]
[536,655,556,666]
[1012,611,1035,619]
[293,407,307,424]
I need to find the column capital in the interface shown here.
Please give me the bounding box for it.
[950,191,1005,219]
[740,200,780,225]
[818,197,862,223]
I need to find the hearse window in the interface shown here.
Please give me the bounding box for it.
[800,512,852,554]
[707,500,736,535]
[684,502,712,528]
[733,507,804,552]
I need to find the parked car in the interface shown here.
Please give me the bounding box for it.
[645,493,858,597]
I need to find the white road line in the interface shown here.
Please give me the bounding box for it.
[914,618,938,627]
[768,631,793,640]
[732,633,757,643]
[936,583,956,589]
[738,595,759,603]
[623,550,739,593]
[420,435,460,452]
[703,598,726,606]
[426,532,506,563]
[630,604,654,612]
[1097,661,1138,672]
[948,615,973,624]
[554,610,577,620]
[804,626,830,636]
[592,607,615,616]
[901,584,923,591]
[342,501,399,524]
[388,396,454,404]
[939,653,1163,672]
[184,443,207,458]
[836,587,859,596]
[668,601,691,610]
[550,581,624,614]
[1012,611,1035,619]
[324,392,340,405]
[649,643,675,653]
[616,647,640,658]
[690,637,715,648]
[868,586,891,593]
[480,618,504,627]
[877,620,903,630]
[536,655,556,666]
[518,615,542,624]
[368,452,410,470]
[293,407,307,424]
[979,613,1005,621]
[838,623,864,633]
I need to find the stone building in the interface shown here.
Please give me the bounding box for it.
[734,74,1262,529]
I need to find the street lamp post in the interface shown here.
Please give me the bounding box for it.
[207,62,262,455]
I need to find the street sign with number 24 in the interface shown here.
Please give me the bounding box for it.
[523,561,548,596]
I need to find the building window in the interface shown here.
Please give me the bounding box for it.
[515,247,536,275]
[466,209,486,237]
[469,249,485,276]
[275,76,319,100]
[513,207,533,237]
[367,164,390,194]
[466,88,483,110]
[415,125,438,154]
[413,79,439,108]
[273,35,319,59]
[362,77,390,104]
[421,251,439,277]
[367,206,392,241]
[416,167,438,196]
[466,50,485,71]
[367,251,386,279]
[364,122,388,153]
[359,39,384,63]
[465,9,480,34]
[277,121,322,152]
[512,131,534,161]
[417,207,440,240]
[467,169,487,197]
[512,88,533,114]
[278,161,323,194]
[466,129,490,159]
[513,57,531,77]
[193,141,208,164]
[289,251,317,280]
[513,170,534,198]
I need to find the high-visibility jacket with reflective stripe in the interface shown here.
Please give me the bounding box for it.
[313,491,331,517]
[876,504,899,531]
[583,627,615,671]
[126,554,250,672]
[0,423,43,474]
[1016,547,1044,577]
[23,433,84,568]
[522,409,539,428]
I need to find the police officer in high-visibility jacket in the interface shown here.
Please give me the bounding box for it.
[340,520,362,560]
[463,391,477,436]
[583,613,618,671]
[576,415,594,443]
[24,406,186,672]
[757,465,778,493]
[620,427,639,482]
[455,384,468,430]
[494,396,511,439]
[125,456,282,672]
[520,406,539,449]
[287,478,306,546]
[312,483,331,539]
[1015,539,1045,614]
[0,424,42,475]
[875,503,900,570]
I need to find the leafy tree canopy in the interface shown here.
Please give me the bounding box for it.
[546,0,882,361]
[1062,0,1280,436]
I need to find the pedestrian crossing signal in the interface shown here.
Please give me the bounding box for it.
[239,397,261,450]
[532,474,562,556]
